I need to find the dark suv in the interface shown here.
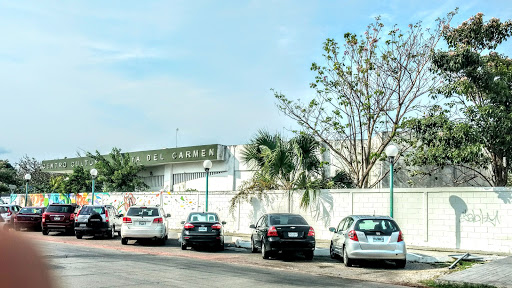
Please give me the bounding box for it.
[250,213,316,260]
[74,205,122,239]
[42,204,79,235]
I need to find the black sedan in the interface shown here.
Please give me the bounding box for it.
[250,213,315,260]
[180,212,226,251]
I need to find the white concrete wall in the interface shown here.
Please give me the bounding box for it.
[10,187,512,253]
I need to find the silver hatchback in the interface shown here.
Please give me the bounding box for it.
[329,215,406,268]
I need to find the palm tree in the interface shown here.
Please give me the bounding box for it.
[230,130,325,210]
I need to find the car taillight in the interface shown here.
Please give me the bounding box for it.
[308,226,315,237]
[211,223,222,230]
[105,209,109,223]
[123,217,132,223]
[184,223,194,229]
[153,217,163,223]
[397,231,404,242]
[348,230,359,241]
[7,208,12,216]
[267,226,278,237]
[75,210,81,222]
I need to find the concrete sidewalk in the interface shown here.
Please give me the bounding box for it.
[438,256,512,288]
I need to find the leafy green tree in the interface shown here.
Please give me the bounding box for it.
[405,13,512,186]
[274,11,456,188]
[61,166,91,194]
[86,147,148,192]
[0,160,19,193]
[230,130,328,209]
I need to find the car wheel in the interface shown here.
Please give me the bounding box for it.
[109,227,115,239]
[181,242,187,250]
[304,251,314,260]
[121,238,128,245]
[395,259,406,269]
[330,242,338,259]
[42,229,49,235]
[117,230,121,237]
[250,236,258,253]
[218,242,225,251]
[76,234,83,239]
[261,240,269,259]
[343,246,353,267]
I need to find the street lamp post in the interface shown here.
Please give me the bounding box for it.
[203,160,212,212]
[90,168,98,205]
[24,174,31,207]
[385,145,398,218]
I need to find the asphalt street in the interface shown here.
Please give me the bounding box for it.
[35,240,406,288]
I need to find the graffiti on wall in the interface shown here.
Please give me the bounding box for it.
[461,209,500,226]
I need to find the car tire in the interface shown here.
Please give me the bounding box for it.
[261,240,269,259]
[108,227,115,239]
[67,228,74,236]
[76,234,83,239]
[250,236,258,253]
[304,251,314,260]
[121,238,128,245]
[218,242,225,251]
[181,242,187,250]
[343,246,353,267]
[395,259,406,269]
[42,229,49,235]
[117,230,121,237]
[330,242,339,260]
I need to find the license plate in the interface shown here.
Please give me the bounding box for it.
[288,232,298,237]
[139,221,146,226]
[199,227,207,232]
[54,217,61,221]
[80,224,86,227]
[373,237,384,242]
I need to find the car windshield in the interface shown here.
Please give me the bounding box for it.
[355,219,399,233]
[19,208,44,214]
[269,215,308,225]
[127,208,159,217]
[188,213,218,222]
[80,206,105,215]
[46,205,74,213]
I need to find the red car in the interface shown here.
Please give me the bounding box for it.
[14,207,46,231]
[42,204,79,235]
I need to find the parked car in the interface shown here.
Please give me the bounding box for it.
[42,204,79,235]
[74,205,122,239]
[0,204,22,231]
[180,212,226,251]
[13,207,46,231]
[250,213,315,260]
[329,215,406,268]
[121,206,170,245]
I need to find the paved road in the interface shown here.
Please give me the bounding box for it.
[36,240,406,288]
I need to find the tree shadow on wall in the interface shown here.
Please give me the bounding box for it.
[494,188,512,204]
[304,190,334,228]
[449,195,467,249]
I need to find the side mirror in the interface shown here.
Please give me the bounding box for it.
[181,221,185,225]
[249,224,255,229]
[222,221,226,225]
[166,214,171,218]
[328,227,336,233]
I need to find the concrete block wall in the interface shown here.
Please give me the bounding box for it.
[8,187,512,253]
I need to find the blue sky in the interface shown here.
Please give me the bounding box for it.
[1,0,511,164]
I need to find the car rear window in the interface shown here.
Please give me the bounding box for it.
[0,207,7,213]
[46,205,74,213]
[188,213,218,222]
[355,219,399,233]
[19,208,44,214]
[80,206,105,215]
[127,208,159,217]
[269,215,308,225]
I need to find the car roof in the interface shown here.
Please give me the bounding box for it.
[128,205,160,208]
[349,215,394,220]
[265,213,303,216]
[22,206,45,209]
[48,203,77,206]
